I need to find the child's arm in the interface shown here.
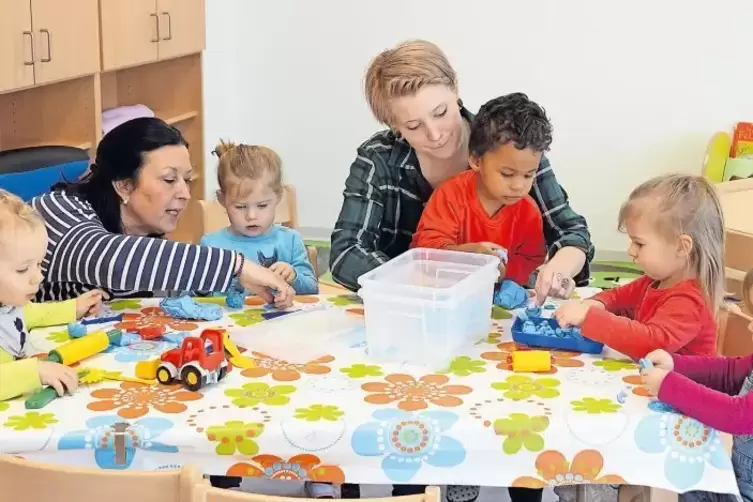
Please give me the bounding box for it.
[0,349,42,401]
[23,300,77,329]
[580,291,706,360]
[587,276,651,318]
[410,185,461,249]
[671,353,753,395]
[659,371,753,435]
[289,235,318,295]
[505,200,547,285]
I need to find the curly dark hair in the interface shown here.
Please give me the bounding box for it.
[469,92,553,158]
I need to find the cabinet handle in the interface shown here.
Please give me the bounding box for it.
[22,31,34,65]
[161,12,172,41]
[40,29,51,62]
[150,13,160,43]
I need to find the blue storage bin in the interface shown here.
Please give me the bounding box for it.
[511,316,604,354]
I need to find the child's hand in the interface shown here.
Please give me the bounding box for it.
[641,367,669,396]
[553,300,601,328]
[644,349,674,371]
[269,262,297,284]
[75,289,105,319]
[38,361,79,396]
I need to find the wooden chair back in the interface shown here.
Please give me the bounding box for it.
[0,455,201,502]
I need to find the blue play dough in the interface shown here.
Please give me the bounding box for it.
[520,318,582,338]
[648,400,678,414]
[616,390,628,404]
[496,248,508,264]
[67,322,87,338]
[160,295,222,321]
[493,279,528,309]
[162,331,190,344]
[525,306,542,317]
[639,358,654,371]
[226,280,247,309]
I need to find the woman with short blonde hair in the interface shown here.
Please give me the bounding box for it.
[331,40,593,309]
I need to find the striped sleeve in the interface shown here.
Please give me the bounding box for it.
[31,191,239,295]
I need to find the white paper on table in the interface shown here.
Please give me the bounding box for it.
[229,304,365,363]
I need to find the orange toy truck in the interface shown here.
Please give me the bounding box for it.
[156,328,232,391]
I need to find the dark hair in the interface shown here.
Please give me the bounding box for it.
[53,117,188,233]
[469,92,553,158]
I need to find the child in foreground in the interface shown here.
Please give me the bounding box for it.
[554,174,723,360]
[200,141,318,296]
[411,92,547,288]
[643,269,753,502]
[0,189,104,402]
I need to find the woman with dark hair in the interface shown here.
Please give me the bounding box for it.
[31,117,294,306]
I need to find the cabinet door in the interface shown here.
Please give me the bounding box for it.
[0,0,35,93]
[100,0,159,71]
[30,0,99,85]
[157,0,205,60]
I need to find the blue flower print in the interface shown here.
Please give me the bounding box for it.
[108,340,174,363]
[58,415,178,469]
[634,411,731,490]
[351,409,465,482]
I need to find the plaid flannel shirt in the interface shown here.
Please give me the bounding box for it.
[330,108,594,291]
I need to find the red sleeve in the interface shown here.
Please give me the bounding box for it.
[580,293,706,360]
[410,183,461,249]
[659,371,753,435]
[505,199,546,285]
[590,276,651,318]
[672,353,753,395]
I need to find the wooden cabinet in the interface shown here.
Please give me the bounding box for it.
[0,0,36,93]
[31,0,99,85]
[158,0,206,61]
[100,0,205,71]
[0,0,98,92]
[99,0,159,71]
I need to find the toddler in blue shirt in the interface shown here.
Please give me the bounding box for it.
[200,140,318,296]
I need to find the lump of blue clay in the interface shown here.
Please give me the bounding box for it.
[616,390,628,404]
[160,295,222,321]
[522,321,537,334]
[162,331,190,344]
[639,358,654,371]
[494,279,528,309]
[67,322,87,338]
[648,400,678,414]
[496,248,508,264]
[525,306,542,318]
[225,280,247,309]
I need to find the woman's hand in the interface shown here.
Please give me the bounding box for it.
[75,289,106,319]
[238,260,295,309]
[533,247,586,305]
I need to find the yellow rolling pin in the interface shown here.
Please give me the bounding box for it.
[512,351,552,373]
[46,329,122,365]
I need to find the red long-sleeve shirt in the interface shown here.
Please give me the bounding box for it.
[659,354,753,435]
[581,276,717,360]
[410,170,546,285]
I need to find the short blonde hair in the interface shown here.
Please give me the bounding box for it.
[743,268,753,313]
[618,173,725,313]
[213,140,283,200]
[0,189,44,238]
[364,39,458,126]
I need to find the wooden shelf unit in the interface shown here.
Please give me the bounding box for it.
[0,0,206,243]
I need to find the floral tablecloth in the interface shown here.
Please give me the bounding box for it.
[0,292,740,496]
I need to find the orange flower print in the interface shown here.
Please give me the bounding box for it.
[481,342,584,374]
[241,353,335,382]
[513,450,626,488]
[116,307,198,332]
[87,382,202,419]
[227,454,345,482]
[623,375,652,397]
[362,374,472,411]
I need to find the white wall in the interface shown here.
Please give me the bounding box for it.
[204,0,753,252]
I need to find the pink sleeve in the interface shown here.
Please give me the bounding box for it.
[672,353,753,395]
[658,371,753,435]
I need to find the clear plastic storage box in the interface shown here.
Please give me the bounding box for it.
[357,248,500,368]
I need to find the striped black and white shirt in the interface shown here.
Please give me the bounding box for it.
[31,191,239,301]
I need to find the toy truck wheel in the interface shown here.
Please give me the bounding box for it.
[156,365,174,385]
[218,366,228,381]
[181,366,203,392]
